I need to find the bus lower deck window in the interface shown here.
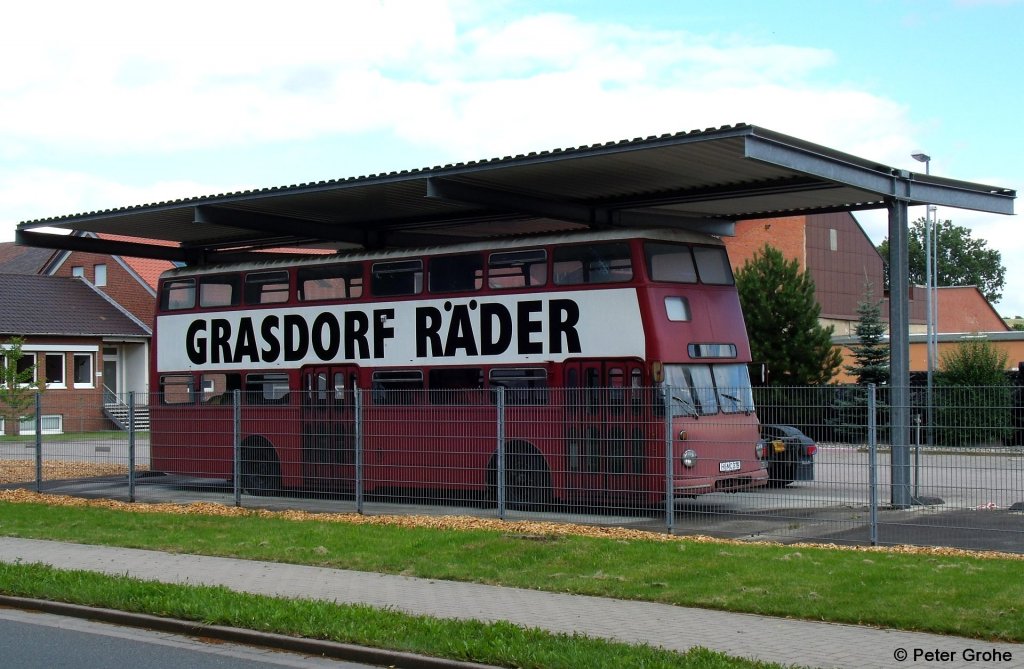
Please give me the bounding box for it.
[489,368,548,404]
[371,370,424,404]
[161,375,195,404]
[246,374,290,404]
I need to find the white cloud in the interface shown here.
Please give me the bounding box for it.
[1,0,1018,316]
[0,167,236,228]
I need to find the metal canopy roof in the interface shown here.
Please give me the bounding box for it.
[15,123,1015,264]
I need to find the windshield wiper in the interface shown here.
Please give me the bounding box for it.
[672,395,699,418]
[720,392,751,415]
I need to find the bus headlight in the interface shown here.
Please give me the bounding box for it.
[681,449,697,468]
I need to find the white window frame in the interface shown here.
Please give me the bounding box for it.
[18,414,64,435]
[94,263,108,287]
[73,353,94,388]
[44,353,66,388]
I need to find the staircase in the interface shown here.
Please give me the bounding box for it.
[103,400,150,432]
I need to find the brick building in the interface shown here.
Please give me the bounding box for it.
[724,212,1022,380]
[0,274,150,435]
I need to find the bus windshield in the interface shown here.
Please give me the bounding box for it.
[663,363,754,416]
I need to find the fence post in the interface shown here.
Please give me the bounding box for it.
[496,386,506,520]
[355,386,364,514]
[232,389,241,507]
[128,391,136,503]
[663,385,675,534]
[868,383,878,546]
[34,392,42,492]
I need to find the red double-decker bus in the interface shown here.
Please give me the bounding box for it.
[149,228,768,505]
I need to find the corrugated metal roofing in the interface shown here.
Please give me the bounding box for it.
[15,124,1015,261]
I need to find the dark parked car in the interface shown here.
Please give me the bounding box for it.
[759,424,817,487]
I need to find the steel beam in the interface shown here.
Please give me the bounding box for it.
[746,136,1015,214]
[15,229,192,262]
[193,206,366,244]
[886,197,912,509]
[426,177,598,224]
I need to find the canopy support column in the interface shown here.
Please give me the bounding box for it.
[886,197,912,509]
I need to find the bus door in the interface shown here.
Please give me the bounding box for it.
[564,360,646,500]
[301,365,359,491]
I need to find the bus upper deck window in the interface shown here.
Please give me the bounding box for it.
[429,254,483,293]
[693,246,734,285]
[645,242,697,283]
[371,260,423,297]
[553,242,632,285]
[488,249,547,289]
[244,271,289,304]
[199,275,241,308]
[298,263,363,301]
[161,279,195,310]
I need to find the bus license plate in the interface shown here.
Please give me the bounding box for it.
[719,460,741,472]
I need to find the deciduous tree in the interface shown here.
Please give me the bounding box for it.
[878,217,1005,303]
[0,337,46,436]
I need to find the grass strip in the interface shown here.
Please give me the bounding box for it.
[1,496,1022,642]
[0,562,788,669]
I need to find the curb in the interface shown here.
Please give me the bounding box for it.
[0,595,496,669]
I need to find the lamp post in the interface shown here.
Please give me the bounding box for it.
[911,152,936,456]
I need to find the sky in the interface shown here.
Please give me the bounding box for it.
[2,0,1021,314]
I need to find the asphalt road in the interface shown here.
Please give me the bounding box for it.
[0,607,384,669]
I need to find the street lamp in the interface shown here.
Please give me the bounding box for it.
[912,152,937,457]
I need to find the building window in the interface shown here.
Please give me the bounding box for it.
[829,228,838,252]
[18,414,63,435]
[16,354,36,385]
[45,353,65,387]
[73,353,93,388]
[94,264,107,286]
[72,266,84,278]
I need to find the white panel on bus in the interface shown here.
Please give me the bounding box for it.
[156,289,645,371]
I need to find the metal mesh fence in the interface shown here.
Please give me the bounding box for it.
[2,385,1022,554]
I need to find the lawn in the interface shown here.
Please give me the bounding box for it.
[0,490,1021,645]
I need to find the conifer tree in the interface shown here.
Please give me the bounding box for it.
[735,245,841,386]
[845,281,889,386]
